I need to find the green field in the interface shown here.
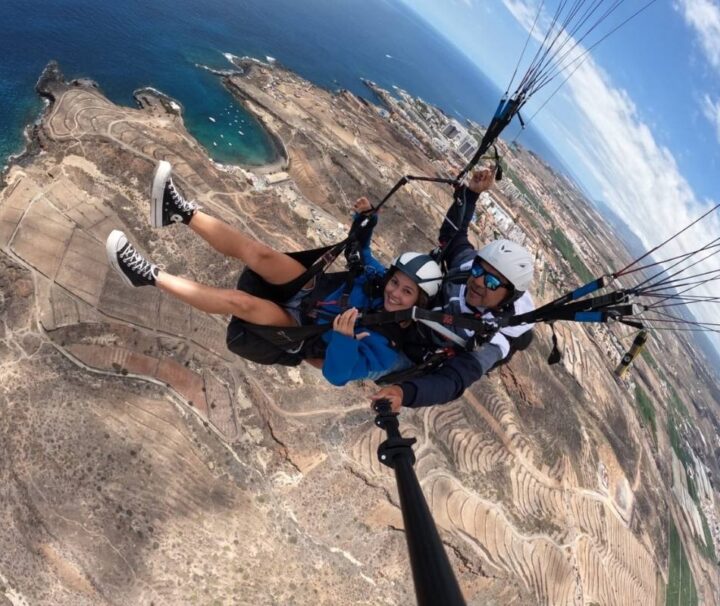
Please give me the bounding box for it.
[699,507,717,561]
[634,385,657,443]
[667,519,698,606]
[665,392,716,560]
[668,413,683,459]
[669,384,692,420]
[504,165,553,222]
[549,228,595,284]
[641,347,659,371]
[667,384,693,464]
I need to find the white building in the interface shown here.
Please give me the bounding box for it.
[487,202,514,232]
[431,137,449,154]
[457,138,476,159]
[442,119,478,160]
[442,120,464,139]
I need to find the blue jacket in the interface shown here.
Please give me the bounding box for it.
[317,215,410,386]
[322,331,406,386]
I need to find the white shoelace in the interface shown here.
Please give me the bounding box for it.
[120,244,155,279]
[168,180,197,213]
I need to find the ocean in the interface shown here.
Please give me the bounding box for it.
[1,0,560,169]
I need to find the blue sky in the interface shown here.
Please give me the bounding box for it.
[400,0,720,336]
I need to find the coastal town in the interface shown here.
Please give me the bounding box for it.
[0,57,718,604]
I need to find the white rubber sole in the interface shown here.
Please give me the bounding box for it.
[105,229,134,287]
[150,160,172,228]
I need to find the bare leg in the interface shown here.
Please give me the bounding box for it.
[156,271,297,326]
[188,211,305,285]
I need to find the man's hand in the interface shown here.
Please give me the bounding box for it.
[467,167,494,194]
[352,196,374,214]
[371,385,403,413]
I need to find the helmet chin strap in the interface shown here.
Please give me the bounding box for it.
[466,290,522,320]
[500,288,523,309]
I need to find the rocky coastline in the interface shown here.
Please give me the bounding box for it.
[0,61,62,184]
[3,59,290,184]
[1,61,103,185]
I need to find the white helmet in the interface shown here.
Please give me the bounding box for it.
[477,239,534,292]
[391,252,443,297]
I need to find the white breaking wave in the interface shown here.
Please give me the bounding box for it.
[223,52,241,65]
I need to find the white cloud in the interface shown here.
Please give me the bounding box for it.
[676,1,720,160]
[502,0,540,29]
[702,95,720,141]
[502,0,720,333]
[677,0,720,69]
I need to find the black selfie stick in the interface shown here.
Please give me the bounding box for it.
[373,399,466,606]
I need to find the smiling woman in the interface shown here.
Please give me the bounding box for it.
[320,251,442,385]
[106,162,443,387]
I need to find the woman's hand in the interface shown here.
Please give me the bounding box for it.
[467,167,494,194]
[332,308,369,339]
[352,196,374,214]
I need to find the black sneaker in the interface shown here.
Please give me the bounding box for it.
[106,230,159,287]
[150,160,198,227]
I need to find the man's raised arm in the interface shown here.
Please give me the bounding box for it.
[438,168,494,269]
